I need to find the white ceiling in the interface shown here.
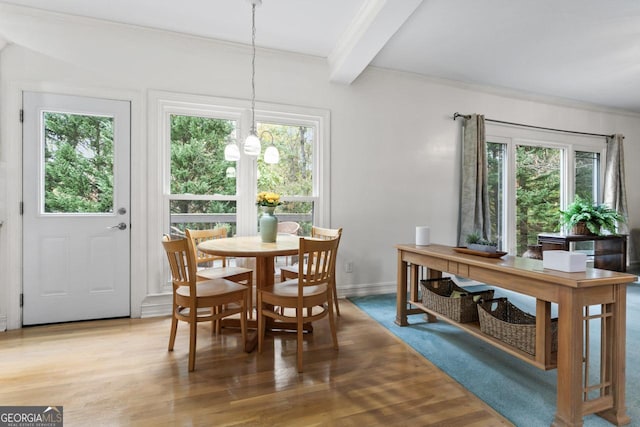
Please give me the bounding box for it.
[1,0,639,112]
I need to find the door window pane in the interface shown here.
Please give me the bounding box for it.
[170,115,236,196]
[43,112,114,213]
[515,145,561,255]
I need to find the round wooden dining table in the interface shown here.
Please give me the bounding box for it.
[197,234,301,351]
[197,234,300,288]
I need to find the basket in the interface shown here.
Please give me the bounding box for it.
[477,298,558,355]
[420,278,494,323]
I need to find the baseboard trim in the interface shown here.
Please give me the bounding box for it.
[338,282,396,298]
[139,293,172,318]
[0,314,6,332]
[139,283,396,318]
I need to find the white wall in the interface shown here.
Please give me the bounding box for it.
[1,4,639,328]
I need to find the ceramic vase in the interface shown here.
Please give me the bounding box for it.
[259,206,278,243]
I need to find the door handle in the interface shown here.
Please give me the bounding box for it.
[108,222,127,230]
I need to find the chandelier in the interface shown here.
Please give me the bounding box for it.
[224,0,279,165]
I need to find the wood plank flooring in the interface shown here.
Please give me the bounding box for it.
[0,300,512,426]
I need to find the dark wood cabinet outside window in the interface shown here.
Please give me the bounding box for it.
[537,233,627,272]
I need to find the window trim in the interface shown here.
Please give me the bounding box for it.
[486,124,606,254]
[151,90,330,239]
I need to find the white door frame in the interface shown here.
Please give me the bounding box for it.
[0,83,147,330]
[22,91,131,325]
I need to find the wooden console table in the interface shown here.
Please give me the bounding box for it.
[395,243,636,427]
[537,233,628,272]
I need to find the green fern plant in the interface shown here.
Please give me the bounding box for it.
[559,195,625,235]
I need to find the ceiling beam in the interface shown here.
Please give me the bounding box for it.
[328,0,423,85]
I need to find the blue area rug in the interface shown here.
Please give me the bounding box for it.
[349,283,640,427]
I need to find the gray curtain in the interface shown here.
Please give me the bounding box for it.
[603,134,628,234]
[458,114,491,246]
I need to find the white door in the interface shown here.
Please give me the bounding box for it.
[22,92,131,325]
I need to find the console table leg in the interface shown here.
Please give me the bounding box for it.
[553,288,584,427]
[395,254,408,326]
[596,284,630,426]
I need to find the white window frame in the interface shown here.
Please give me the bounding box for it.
[486,124,606,255]
[151,91,330,240]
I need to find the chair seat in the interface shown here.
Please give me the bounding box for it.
[176,278,247,298]
[265,279,327,298]
[195,266,253,281]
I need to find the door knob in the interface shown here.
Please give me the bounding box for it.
[108,222,127,230]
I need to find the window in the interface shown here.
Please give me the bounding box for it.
[169,114,238,235]
[486,126,604,256]
[43,112,115,214]
[257,122,315,235]
[156,92,329,239]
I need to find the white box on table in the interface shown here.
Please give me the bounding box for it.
[542,250,587,272]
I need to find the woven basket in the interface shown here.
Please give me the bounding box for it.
[477,298,558,355]
[420,278,494,323]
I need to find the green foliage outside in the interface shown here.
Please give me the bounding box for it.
[170,116,314,234]
[44,112,114,213]
[486,142,505,245]
[256,123,314,234]
[257,123,313,197]
[488,143,601,256]
[43,113,316,232]
[515,145,561,255]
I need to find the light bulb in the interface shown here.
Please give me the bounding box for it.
[224,142,240,161]
[244,133,261,156]
[264,145,279,164]
[225,166,236,178]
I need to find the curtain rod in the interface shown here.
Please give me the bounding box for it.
[452,112,618,139]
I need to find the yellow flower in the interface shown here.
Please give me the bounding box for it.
[256,191,282,207]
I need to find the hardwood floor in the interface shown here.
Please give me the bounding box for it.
[0,300,512,426]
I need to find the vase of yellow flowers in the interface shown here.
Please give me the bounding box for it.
[256,191,282,242]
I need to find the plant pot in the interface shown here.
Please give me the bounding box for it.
[468,243,497,253]
[572,221,596,236]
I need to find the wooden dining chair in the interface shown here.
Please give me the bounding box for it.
[277,221,300,235]
[280,226,343,315]
[162,237,248,372]
[257,236,340,373]
[276,221,300,266]
[185,228,254,320]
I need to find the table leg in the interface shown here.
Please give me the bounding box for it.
[596,284,629,425]
[242,256,270,352]
[535,299,552,366]
[395,251,408,326]
[553,288,584,427]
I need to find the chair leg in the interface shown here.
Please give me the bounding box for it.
[213,305,222,335]
[246,272,254,320]
[327,294,339,351]
[297,307,304,373]
[168,310,178,351]
[188,318,197,372]
[332,277,340,316]
[240,291,248,350]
